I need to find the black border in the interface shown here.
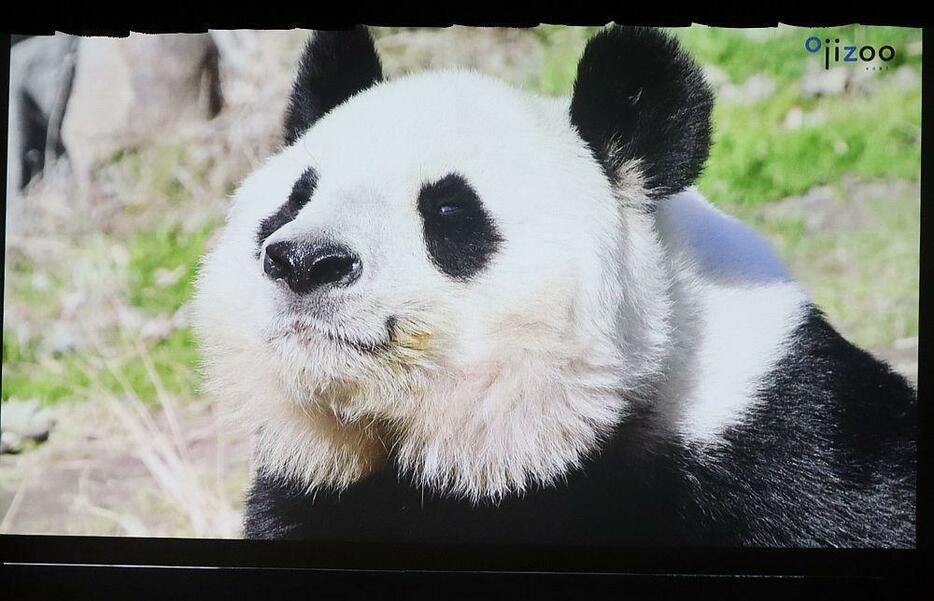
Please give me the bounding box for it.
[0,536,925,576]
[0,2,930,34]
[1,3,930,593]
[5,564,922,598]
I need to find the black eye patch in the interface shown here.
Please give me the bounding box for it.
[417,173,503,281]
[255,167,318,252]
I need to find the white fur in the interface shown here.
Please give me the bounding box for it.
[193,69,809,500]
[654,190,809,444]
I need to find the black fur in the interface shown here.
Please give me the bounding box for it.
[569,26,713,201]
[244,307,916,547]
[417,173,504,281]
[256,167,318,252]
[283,27,383,146]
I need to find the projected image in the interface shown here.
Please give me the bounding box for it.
[2,26,920,546]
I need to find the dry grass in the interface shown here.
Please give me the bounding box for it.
[0,31,302,537]
[0,305,248,537]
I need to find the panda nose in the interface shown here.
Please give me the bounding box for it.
[263,240,362,294]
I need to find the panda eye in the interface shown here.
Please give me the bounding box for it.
[437,202,463,216]
[417,173,503,281]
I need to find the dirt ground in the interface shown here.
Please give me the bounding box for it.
[0,399,249,537]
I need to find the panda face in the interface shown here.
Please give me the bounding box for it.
[225,69,623,409]
[194,26,714,497]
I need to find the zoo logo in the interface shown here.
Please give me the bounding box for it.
[805,36,896,71]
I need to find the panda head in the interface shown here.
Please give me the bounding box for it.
[194,26,712,499]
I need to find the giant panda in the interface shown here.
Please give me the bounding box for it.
[193,25,917,547]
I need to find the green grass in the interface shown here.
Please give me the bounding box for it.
[528,25,601,96]
[2,336,92,404]
[97,327,203,404]
[673,25,921,85]
[128,222,217,316]
[677,25,922,206]
[528,24,922,207]
[2,221,216,406]
[2,324,203,407]
[699,85,921,206]
[530,25,922,93]
[3,260,66,322]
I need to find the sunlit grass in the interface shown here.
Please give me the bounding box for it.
[3,213,214,406]
[128,222,218,316]
[673,25,921,85]
[700,85,921,206]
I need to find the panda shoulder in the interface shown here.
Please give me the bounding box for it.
[655,187,791,285]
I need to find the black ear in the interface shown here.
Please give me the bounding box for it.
[283,27,383,145]
[569,26,713,201]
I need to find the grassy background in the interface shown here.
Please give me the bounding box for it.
[3,25,921,407]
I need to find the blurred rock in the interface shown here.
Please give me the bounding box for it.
[115,305,148,331]
[802,62,849,97]
[1,431,23,455]
[762,185,836,233]
[719,73,776,105]
[741,28,774,41]
[801,59,879,98]
[845,64,878,95]
[891,65,920,89]
[60,290,87,320]
[31,272,53,291]
[1,398,57,450]
[172,301,194,330]
[50,321,81,353]
[61,33,224,188]
[139,316,174,342]
[783,107,804,130]
[7,33,79,199]
[764,180,919,235]
[209,30,261,74]
[702,65,730,92]
[153,266,185,288]
[782,107,828,131]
